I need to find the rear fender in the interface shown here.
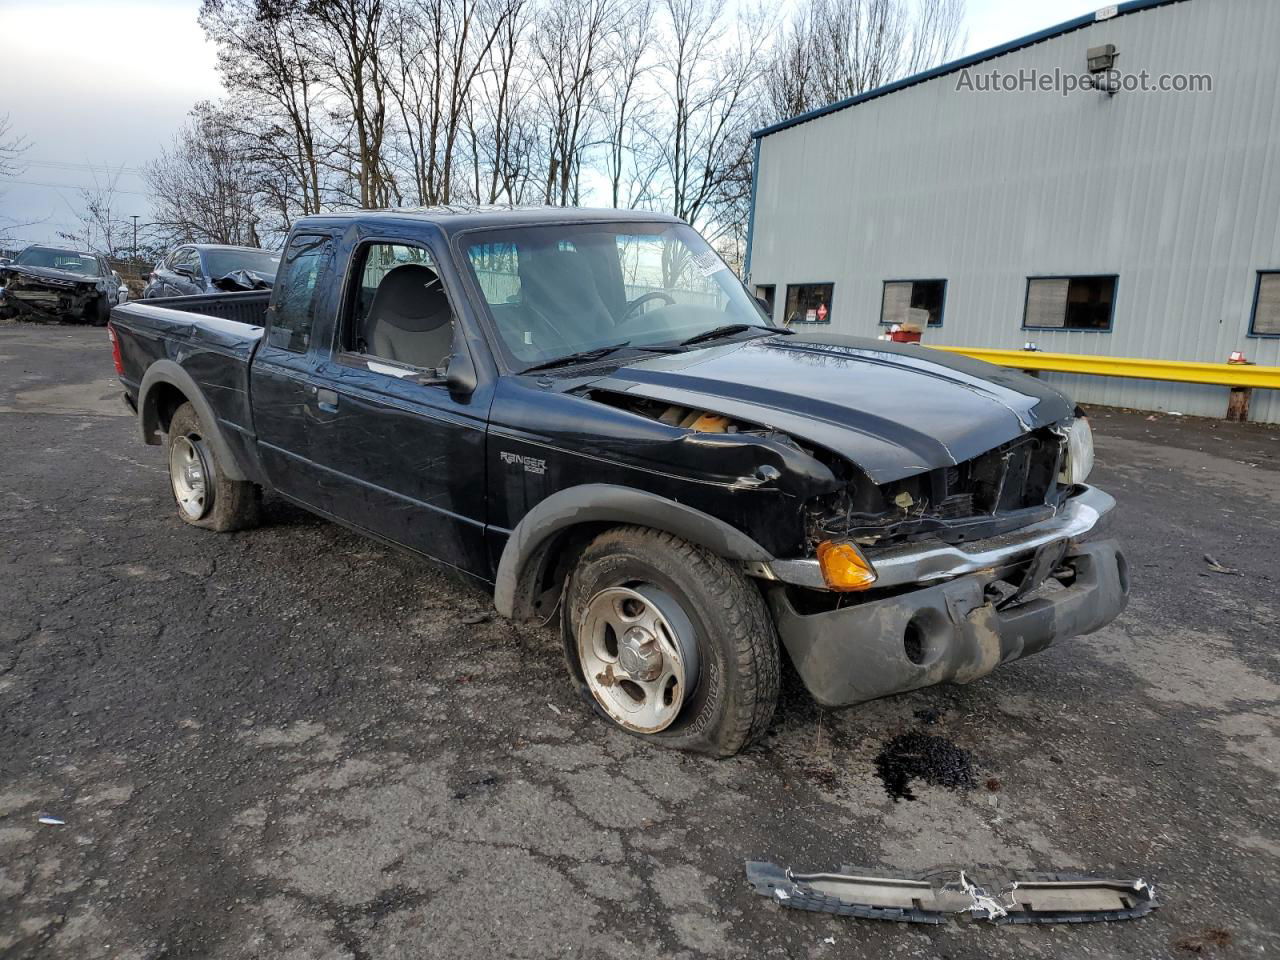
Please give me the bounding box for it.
[138,360,250,481]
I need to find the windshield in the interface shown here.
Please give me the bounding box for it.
[204,248,280,278]
[14,247,99,276]
[462,221,770,369]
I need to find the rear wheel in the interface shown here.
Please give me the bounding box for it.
[165,402,260,532]
[563,526,779,757]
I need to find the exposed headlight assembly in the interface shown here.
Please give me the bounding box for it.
[1059,416,1094,486]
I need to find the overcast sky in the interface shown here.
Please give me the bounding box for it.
[0,0,1107,248]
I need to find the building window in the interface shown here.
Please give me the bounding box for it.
[784,283,833,324]
[754,284,776,317]
[1023,275,1117,331]
[1250,271,1280,336]
[881,279,945,327]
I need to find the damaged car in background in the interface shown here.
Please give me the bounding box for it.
[0,245,126,325]
[142,243,279,298]
[106,206,1128,757]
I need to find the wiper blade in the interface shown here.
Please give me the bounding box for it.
[521,340,632,373]
[679,324,790,347]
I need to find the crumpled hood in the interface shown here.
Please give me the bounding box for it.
[593,332,1075,484]
[1,264,100,288]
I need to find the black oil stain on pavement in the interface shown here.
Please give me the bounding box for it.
[874,731,975,801]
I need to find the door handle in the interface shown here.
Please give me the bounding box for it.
[316,388,339,413]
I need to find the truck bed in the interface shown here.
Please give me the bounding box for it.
[109,293,269,447]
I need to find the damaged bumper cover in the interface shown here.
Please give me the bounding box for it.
[762,487,1126,708]
[746,861,1158,925]
[765,484,1116,592]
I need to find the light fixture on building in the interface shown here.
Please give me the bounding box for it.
[1087,44,1117,73]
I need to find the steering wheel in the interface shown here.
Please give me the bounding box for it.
[621,290,676,321]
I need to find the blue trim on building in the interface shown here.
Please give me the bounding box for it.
[751,0,1190,141]
[744,137,761,279]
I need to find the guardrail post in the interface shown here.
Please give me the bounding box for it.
[1227,386,1251,422]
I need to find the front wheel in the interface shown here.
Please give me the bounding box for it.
[563,526,779,757]
[165,402,260,532]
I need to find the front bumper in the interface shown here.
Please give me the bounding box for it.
[767,539,1128,708]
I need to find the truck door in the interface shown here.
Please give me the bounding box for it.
[250,231,340,507]
[306,238,490,577]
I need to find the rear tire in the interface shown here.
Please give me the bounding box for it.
[165,402,260,532]
[563,526,779,757]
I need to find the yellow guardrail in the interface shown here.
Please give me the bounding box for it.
[929,346,1280,390]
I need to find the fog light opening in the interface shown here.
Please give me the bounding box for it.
[904,617,927,665]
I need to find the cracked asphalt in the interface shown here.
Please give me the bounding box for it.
[2,321,1278,959]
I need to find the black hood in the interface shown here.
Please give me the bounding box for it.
[592,332,1074,484]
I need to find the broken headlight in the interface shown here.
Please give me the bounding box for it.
[1059,416,1094,486]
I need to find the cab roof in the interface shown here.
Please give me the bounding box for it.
[292,205,684,238]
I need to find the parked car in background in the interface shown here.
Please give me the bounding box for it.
[143,244,280,298]
[0,245,125,325]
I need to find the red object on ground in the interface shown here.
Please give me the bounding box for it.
[889,329,922,343]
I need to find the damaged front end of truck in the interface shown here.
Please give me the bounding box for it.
[555,337,1129,708]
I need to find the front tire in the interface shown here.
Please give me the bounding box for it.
[563,526,779,757]
[165,402,260,532]
[83,297,110,326]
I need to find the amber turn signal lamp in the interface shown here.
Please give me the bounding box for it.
[816,540,878,591]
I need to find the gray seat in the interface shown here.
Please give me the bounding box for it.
[363,263,453,370]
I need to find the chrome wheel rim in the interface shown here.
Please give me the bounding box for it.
[578,584,700,734]
[169,435,211,520]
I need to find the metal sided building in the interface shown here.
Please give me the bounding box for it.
[745,0,1280,422]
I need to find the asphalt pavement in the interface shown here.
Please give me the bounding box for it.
[1,321,1277,958]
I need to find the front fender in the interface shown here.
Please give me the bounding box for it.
[493,483,774,620]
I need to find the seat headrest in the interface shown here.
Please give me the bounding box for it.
[367,263,449,332]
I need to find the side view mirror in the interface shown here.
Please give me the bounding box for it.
[755,296,772,314]
[0,257,11,265]
[174,264,196,278]
[411,327,478,400]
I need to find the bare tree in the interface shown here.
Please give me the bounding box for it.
[200,0,327,219]
[598,0,661,208]
[307,0,396,208]
[762,0,965,122]
[146,104,263,247]
[533,0,621,205]
[390,0,518,205]
[0,114,37,247]
[0,114,30,179]
[473,0,540,203]
[649,0,768,240]
[57,169,130,255]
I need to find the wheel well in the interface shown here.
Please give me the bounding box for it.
[521,521,615,622]
[149,382,189,438]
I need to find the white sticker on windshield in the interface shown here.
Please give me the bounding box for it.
[692,250,725,278]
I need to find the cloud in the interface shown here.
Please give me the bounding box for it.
[0,0,221,245]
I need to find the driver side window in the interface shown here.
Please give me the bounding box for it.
[343,242,456,372]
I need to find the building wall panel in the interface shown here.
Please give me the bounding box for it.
[750,0,1280,422]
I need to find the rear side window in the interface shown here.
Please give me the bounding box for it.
[268,234,333,353]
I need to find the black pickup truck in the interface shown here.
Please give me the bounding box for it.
[108,206,1127,756]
